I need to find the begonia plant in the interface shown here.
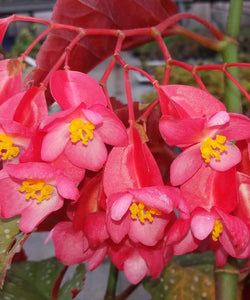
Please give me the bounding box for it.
[0,0,250,299]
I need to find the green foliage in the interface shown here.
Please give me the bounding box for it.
[0,258,85,300]
[7,24,41,58]
[144,262,215,300]
[0,216,21,285]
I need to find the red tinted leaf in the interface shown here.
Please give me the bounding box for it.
[26,0,178,86]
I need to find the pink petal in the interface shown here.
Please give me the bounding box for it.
[130,124,163,187]
[129,216,168,246]
[235,172,250,228]
[56,173,79,201]
[124,251,148,284]
[159,116,206,146]
[52,222,90,265]
[19,192,64,232]
[173,228,200,255]
[214,247,228,267]
[214,207,250,254]
[65,136,107,171]
[0,91,25,119]
[91,105,128,146]
[217,113,250,141]
[106,213,130,244]
[51,153,85,184]
[83,212,109,245]
[180,164,238,213]
[139,246,165,278]
[50,70,107,109]
[191,210,216,240]
[0,177,29,218]
[6,162,56,180]
[103,145,137,196]
[13,87,48,130]
[128,186,179,213]
[165,218,190,245]
[209,142,241,171]
[87,244,108,271]
[41,124,69,161]
[170,144,203,186]
[111,193,133,221]
[158,85,226,118]
[206,111,230,128]
[81,107,103,126]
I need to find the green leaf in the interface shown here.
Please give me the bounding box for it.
[0,216,22,286]
[0,258,64,300]
[144,262,215,300]
[58,264,85,300]
[171,251,215,267]
[0,257,85,300]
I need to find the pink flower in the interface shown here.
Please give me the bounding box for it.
[159,111,250,185]
[165,206,250,266]
[0,118,31,165]
[40,103,128,171]
[106,186,181,246]
[0,162,79,232]
[109,238,167,284]
[191,207,250,266]
[49,216,109,270]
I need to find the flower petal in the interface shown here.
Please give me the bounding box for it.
[191,209,215,240]
[65,136,107,171]
[209,142,241,171]
[170,144,203,186]
[159,116,206,147]
[110,193,133,221]
[52,221,90,265]
[124,251,148,284]
[41,124,69,161]
[19,192,64,232]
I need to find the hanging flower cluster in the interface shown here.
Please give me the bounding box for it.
[0,11,250,287]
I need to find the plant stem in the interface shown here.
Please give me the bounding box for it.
[222,0,243,113]
[214,257,239,300]
[104,261,119,300]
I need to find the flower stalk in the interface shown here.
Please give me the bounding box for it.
[222,0,243,113]
[215,258,239,300]
[104,262,119,300]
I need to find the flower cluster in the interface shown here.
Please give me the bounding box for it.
[0,55,250,285]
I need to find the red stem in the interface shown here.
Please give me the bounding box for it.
[123,69,135,122]
[41,32,85,87]
[138,98,159,123]
[223,69,250,102]
[20,27,52,61]
[156,12,224,40]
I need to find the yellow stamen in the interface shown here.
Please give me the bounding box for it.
[211,219,223,242]
[19,179,53,203]
[0,134,19,160]
[129,201,161,223]
[200,135,227,163]
[69,118,95,145]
